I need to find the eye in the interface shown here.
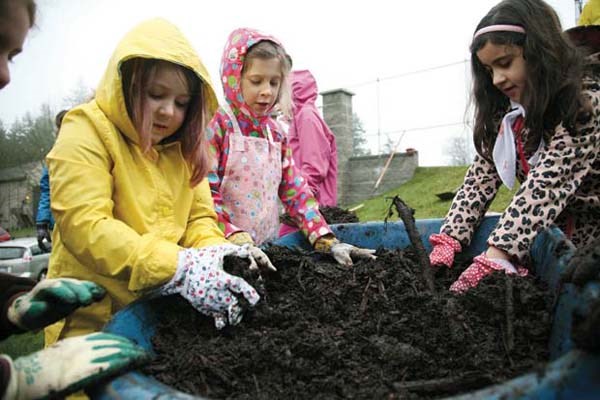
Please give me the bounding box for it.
[175,100,189,108]
[270,80,281,88]
[148,92,163,99]
[8,50,21,63]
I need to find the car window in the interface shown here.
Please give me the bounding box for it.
[31,244,42,256]
[0,247,26,260]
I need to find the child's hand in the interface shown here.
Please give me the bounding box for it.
[314,235,376,267]
[1,332,149,400]
[428,233,461,268]
[7,278,106,331]
[449,253,528,293]
[161,245,260,329]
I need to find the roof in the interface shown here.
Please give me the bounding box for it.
[0,237,37,247]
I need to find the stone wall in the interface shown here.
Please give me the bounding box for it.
[0,161,42,229]
[344,152,418,206]
[321,89,417,207]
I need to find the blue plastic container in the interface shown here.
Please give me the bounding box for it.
[92,215,600,399]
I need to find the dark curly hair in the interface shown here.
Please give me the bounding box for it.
[470,0,584,159]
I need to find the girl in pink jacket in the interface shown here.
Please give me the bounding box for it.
[206,28,374,266]
[279,69,338,237]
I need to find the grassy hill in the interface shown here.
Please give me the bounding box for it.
[351,166,517,222]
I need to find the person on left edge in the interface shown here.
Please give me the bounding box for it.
[36,109,68,252]
[0,2,149,399]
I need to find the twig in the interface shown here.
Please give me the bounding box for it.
[389,196,435,293]
[378,280,389,301]
[505,275,515,352]
[359,277,372,313]
[392,372,494,394]
[296,260,306,291]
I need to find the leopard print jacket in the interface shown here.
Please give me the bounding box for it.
[441,52,600,264]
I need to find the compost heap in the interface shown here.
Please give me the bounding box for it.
[145,246,551,400]
[281,206,359,226]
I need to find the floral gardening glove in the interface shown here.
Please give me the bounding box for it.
[449,253,528,293]
[428,233,462,268]
[314,235,377,267]
[0,332,149,400]
[228,232,276,272]
[7,278,106,331]
[161,245,261,329]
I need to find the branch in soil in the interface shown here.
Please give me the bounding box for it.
[388,195,435,293]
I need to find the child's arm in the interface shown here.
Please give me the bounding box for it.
[206,113,245,238]
[278,136,333,245]
[488,84,600,262]
[180,179,229,249]
[440,153,503,246]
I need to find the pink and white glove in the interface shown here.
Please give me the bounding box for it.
[449,253,528,293]
[429,233,462,268]
[161,244,260,329]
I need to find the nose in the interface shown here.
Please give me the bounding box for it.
[158,101,174,118]
[492,69,506,87]
[0,58,10,90]
[259,83,273,98]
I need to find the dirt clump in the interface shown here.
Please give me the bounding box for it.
[144,246,551,399]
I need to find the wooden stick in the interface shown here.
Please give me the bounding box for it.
[505,275,515,352]
[390,196,435,293]
[392,372,494,394]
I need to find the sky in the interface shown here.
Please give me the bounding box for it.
[0,0,579,165]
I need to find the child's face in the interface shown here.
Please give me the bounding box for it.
[477,42,527,104]
[143,63,190,144]
[241,57,282,117]
[0,2,30,90]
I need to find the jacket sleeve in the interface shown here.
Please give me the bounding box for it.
[278,135,333,245]
[440,153,503,246]
[206,115,244,238]
[180,179,228,248]
[47,113,182,292]
[294,109,331,198]
[35,167,52,224]
[488,86,600,261]
[0,273,36,340]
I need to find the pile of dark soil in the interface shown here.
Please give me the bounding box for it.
[144,246,551,400]
[281,206,359,226]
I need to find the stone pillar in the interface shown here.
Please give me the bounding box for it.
[321,88,354,206]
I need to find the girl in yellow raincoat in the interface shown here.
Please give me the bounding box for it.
[45,18,270,344]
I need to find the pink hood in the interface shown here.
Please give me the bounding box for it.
[219,28,285,133]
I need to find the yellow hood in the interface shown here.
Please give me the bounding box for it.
[95,18,218,144]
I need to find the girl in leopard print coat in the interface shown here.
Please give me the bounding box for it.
[429,0,600,292]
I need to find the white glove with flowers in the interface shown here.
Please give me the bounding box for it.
[227,232,276,272]
[7,278,106,331]
[314,235,377,267]
[161,244,261,329]
[0,332,149,400]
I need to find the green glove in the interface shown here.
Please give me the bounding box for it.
[7,278,106,331]
[1,332,150,400]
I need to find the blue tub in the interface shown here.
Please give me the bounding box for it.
[92,215,600,399]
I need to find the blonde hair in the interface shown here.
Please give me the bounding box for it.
[121,58,211,186]
[243,40,292,118]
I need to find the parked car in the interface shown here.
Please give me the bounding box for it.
[0,226,10,242]
[0,237,51,281]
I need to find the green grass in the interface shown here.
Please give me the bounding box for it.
[0,331,44,359]
[352,166,517,222]
[7,226,35,238]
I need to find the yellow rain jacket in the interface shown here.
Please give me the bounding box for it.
[579,0,600,26]
[45,18,226,345]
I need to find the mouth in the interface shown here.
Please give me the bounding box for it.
[153,123,169,130]
[502,86,518,98]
